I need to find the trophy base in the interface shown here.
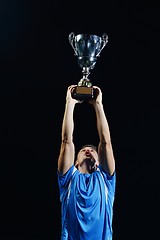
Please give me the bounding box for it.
[72,86,94,101]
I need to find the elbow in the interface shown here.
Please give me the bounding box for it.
[61,139,73,146]
[62,133,73,144]
[100,139,112,147]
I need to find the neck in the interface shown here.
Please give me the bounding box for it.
[78,165,90,174]
[78,160,97,174]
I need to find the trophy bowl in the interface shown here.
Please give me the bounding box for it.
[68,32,108,100]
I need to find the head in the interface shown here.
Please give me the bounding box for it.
[75,144,99,174]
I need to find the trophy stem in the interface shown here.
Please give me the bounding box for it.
[82,67,90,79]
[77,67,92,87]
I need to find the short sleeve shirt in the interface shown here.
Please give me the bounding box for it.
[57,165,116,240]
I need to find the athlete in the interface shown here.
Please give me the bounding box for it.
[57,85,116,240]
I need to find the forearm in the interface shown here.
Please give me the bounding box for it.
[61,101,75,143]
[94,102,111,143]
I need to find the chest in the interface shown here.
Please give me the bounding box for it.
[70,174,105,206]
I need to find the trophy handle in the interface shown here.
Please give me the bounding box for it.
[96,33,108,57]
[68,32,78,56]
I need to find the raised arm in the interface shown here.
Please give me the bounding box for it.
[90,86,115,175]
[58,85,79,175]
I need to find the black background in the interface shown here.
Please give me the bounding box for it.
[0,0,160,239]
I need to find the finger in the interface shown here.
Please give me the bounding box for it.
[68,85,77,92]
[93,86,101,91]
[69,85,77,88]
[78,100,83,104]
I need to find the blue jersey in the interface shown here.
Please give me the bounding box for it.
[57,165,116,240]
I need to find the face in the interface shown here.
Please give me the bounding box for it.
[75,146,99,169]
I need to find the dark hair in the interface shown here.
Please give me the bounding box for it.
[80,144,97,151]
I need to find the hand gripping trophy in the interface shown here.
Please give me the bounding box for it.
[68,32,108,100]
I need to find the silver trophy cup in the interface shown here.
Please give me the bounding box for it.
[68,32,108,100]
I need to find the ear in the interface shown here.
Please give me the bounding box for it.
[96,161,100,166]
[74,160,78,168]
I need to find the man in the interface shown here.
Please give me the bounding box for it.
[57,85,116,240]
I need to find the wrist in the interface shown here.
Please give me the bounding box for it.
[93,101,103,108]
[66,99,76,107]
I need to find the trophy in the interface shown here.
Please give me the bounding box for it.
[68,32,108,100]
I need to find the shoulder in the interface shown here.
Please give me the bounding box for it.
[98,165,116,179]
[57,165,77,187]
[97,166,116,191]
